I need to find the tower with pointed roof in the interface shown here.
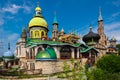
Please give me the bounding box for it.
[21,27,27,41]
[97,7,107,46]
[52,12,59,40]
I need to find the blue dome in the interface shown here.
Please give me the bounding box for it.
[3,50,14,58]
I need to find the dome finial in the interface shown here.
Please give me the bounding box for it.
[61,28,64,32]
[98,6,103,21]
[89,24,92,32]
[35,1,41,11]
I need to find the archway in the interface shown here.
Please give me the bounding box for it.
[37,47,42,53]
[60,46,71,59]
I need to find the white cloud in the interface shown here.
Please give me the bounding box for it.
[106,12,120,22]
[8,33,19,41]
[112,0,120,7]
[2,4,22,14]
[105,22,120,31]
[2,4,31,14]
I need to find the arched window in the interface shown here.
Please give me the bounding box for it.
[41,31,44,37]
[60,46,71,59]
[37,47,42,53]
[35,31,39,38]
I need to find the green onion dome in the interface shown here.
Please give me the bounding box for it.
[36,47,57,61]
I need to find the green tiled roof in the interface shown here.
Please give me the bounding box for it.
[80,46,98,53]
[27,38,81,47]
[80,47,92,53]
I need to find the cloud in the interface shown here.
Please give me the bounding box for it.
[0,28,19,53]
[0,15,4,26]
[2,4,32,14]
[8,33,19,41]
[112,0,120,7]
[2,4,21,14]
[105,22,120,31]
[106,12,120,22]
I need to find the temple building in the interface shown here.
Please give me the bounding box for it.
[83,8,118,57]
[15,4,99,74]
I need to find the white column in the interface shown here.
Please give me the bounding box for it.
[77,48,79,59]
[71,48,74,58]
[54,47,60,59]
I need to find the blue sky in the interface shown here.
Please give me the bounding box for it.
[0,0,120,53]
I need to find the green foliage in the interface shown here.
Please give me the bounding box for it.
[86,68,105,80]
[59,59,85,80]
[96,54,120,73]
[86,54,120,80]
[86,68,120,80]
[116,44,120,55]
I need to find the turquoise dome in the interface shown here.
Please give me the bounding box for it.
[36,47,57,61]
[3,50,14,61]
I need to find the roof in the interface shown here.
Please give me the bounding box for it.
[53,14,58,24]
[83,27,100,43]
[27,38,82,48]
[28,17,48,29]
[80,46,98,53]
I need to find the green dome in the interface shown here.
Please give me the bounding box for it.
[45,47,57,59]
[36,51,50,59]
[36,47,57,61]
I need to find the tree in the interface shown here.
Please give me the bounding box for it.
[86,54,120,80]
[116,44,120,55]
[96,54,120,73]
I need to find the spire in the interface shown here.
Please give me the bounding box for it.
[21,27,27,39]
[53,11,58,25]
[89,24,92,32]
[8,40,10,50]
[98,7,103,21]
[22,27,25,32]
[61,28,64,32]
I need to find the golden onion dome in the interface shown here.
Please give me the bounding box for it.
[28,17,48,29]
[35,6,41,11]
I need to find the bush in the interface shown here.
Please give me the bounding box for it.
[86,68,120,80]
[96,54,120,73]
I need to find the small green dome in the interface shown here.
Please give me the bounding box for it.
[36,51,50,59]
[45,47,57,59]
[36,47,57,61]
